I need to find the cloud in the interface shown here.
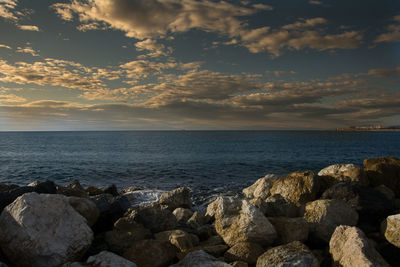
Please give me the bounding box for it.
[0,0,18,20]
[135,39,173,58]
[18,25,40,31]
[282,17,328,30]
[16,46,39,56]
[366,66,400,78]
[252,4,274,11]
[0,93,26,104]
[374,15,400,44]
[51,0,256,39]
[0,43,11,49]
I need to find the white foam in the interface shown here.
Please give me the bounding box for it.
[123,189,166,206]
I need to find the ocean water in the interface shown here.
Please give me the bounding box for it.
[0,131,400,205]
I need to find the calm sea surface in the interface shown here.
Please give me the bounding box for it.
[1,131,400,205]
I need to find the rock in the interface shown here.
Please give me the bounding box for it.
[155,230,199,252]
[224,242,264,264]
[68,197,100,226]
[303,199,358,242]
[187,211,208,228]
[87,251,137,267]
[0,181,57,211]
[127,203,177,233]
[123,239,178,267]
[256,194,299,217]
[364,157,400,196]
[256,241,319,267]
[318,164,368,187]
[158,187,192,210]
[321,183,359,209]
[173,208,194,224]
[86,186,104,196]
[171,250,231,267]
[242,174,280,200]
[61,262,85,267]
[105,218,151,254]
[58,180,88,198]
[214,197,277,246]
[90,194,131,232]
[374,184,396,200]
[270,171,319,206]
[268,217,309,244]
[195,224,217,241]
[231,261,248,267]
[330,225,390,267]
[103,184,119,197]
[381,214,400,248]
[0,192,93,267]
[120,186,143,194]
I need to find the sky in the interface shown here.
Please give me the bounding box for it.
[0,0,399,130]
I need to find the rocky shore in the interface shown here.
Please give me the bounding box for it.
[0,156,399,266]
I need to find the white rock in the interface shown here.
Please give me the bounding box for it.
[87,251,137,267]
[318,164,358,176]
[171,250,232,267]
[0,192,93,267]
[330,225,390,267]
[242,174,279,200]
[382,214,400,248]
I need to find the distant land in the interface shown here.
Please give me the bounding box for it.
[337,125,400,131]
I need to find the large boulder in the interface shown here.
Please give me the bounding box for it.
[158,187,192,211]
[123,239,178,267]
[269,171,319,206]
[303,199,358,242]
[256,241,319,267]
[330,225,390,267]
[87,251,137,267]
[242,174,280,200]
[173,208,194,224]
[381,214,400,248]
[256,194,298,217]
[57,180,88,198]
[224,242,264,265]
[268,217,309,244]
[364,157,400,196]
[172,250,231,267]
[318,164,368,187]
[214,197,277,246]
[68,197,100,226]
[127,203,177,233]
[0,193,93,267]
[187,211,209,228]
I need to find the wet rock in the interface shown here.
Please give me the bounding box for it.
[224,242,264,264]
[158,187,192,211]
[90,194,131,232]
[242,174,280,200]
[270,171,320,206]
[173,208,194,224]
[0,192,93,267]
[68,197,100,226]
[172,250,231,267]
[214,197,277,246]
[256,241,319,267]
[155,229,199,252]
[127,203,177,233]
[58,180,88,198]
[85,186,104,196]
[318,164,368,187]
[304,199,358,242]
[87,251,137,267]
[268,217,309,244]
[255,194,299,217]
[364,157,400,196]
[103,184,119,197]
[123,239,178,267]
[330,225,390,267]
[381,214,400,248]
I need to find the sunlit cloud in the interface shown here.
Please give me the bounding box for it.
[15,46,39,56]
[135,39,173,58]
[0,43,11,49]
[18,24,40,31]
[374,15,400,44]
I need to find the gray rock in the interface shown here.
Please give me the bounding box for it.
[87,251,137,267]
[173,208,194,224]
[68,196,100,226]
[0,193,93,267]
[172,250,232,267]
[381,214,400,248]
[242,174,280,200]
[256,194,298,217]
[268,217,309,244]
[224,242,264,264]
[318,164,368,186]
[158,187,192,211]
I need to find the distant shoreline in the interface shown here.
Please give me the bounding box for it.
[337,128,400,132]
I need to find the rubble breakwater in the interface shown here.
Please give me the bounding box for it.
[0,156,399,266]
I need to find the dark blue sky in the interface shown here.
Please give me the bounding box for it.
[0,0,399,130]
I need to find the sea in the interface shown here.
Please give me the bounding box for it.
[1,131,400,206]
